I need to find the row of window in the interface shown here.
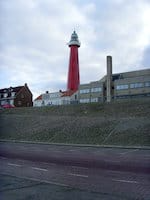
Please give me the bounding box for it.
[116,82,150,90]
[0,92,16,98]
[80,87,102,94]
[116,85,128,90]
[0,99,14,105]
[91,87,102,92]
[80,98,90,103]
[43,94,60,100]
[80,98,99,103]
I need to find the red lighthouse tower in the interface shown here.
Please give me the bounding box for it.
[67,31,80,91]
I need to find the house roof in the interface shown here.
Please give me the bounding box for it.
[0,84,32,98]
[0,86,23,94]
[61,90,76,97]
[34,95,42,101]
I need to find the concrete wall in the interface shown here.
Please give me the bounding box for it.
[106,56,112,102]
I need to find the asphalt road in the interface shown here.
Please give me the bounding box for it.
[0,142,150,199]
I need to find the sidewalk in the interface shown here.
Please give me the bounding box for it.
[0,140,150,174]
[0,139,150,150]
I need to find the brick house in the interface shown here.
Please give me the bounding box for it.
[0,83,33,107]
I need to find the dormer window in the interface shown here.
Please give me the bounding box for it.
[4,93,7,98]
[11,92,15,97]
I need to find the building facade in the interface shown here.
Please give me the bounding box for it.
[78,68,150,103]
[113,69,150,99]
[0,83,33,107]
[33,61,150,107]
[33,67,150,107]
[33,91,62,107]
[78,81,104,103]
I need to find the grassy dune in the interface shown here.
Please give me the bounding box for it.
[0,98,150,146]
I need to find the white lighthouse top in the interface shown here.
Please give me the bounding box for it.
[68,31,80,47]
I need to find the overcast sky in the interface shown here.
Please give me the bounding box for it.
[0,0,150,99]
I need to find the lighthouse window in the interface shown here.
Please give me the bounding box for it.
[80,89,90,94]
[91,87,102,93]
[116,84,128,90]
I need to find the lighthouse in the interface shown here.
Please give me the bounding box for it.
[67,31,80,91]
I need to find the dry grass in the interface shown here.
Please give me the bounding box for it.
[0,98,150,146]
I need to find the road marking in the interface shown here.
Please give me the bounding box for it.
[69,149,77,152]
[53,150,62,153]
[7,163,21,167]
[104,159,120,163]
[112,179,138,184]
[119,149,139,155]
[0,172,68,187]
[31,167,48,172]
[0,156,7,160]
[68,173,88,178]
[143,155,150,158]
[71,166,89,170]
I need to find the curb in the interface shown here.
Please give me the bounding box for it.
[0,139,150,150]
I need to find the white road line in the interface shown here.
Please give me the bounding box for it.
[104,159,120,163]
[112,179,139,184]
[143,155,150,158]
[68,173,88,178]
[53,150,62,153]
[7,163,21,167]
[143,157,150,159]
[119,149,139,155]
[31,167,48,172]
[0,156,7,159]
[1,172,68,187]
[71,166,89,170]
[69,149,77,152]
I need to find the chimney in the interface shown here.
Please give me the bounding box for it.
[106,56,112,102]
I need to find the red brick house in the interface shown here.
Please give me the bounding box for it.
[0,83,33,107]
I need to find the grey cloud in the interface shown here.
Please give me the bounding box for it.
[0,0,150,99]
[141,47,150,68]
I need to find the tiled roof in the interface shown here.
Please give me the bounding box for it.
[61,90,76,97]
[0,86,23,94]
[34,95,42,101]
[0,86,23,99]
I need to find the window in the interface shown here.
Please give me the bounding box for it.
[11,92,15,97]
[91,98,98,102]
[80,98,90,103]
[80,89,90,94]
[116,85,128,90]
[18,101,22,105]
[145,82,150,87]
[130,83,143,88]
[4,93,7,98]
[10,100,14,105]
[91,87,102,93]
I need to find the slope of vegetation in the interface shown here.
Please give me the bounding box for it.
[0,98,150,146]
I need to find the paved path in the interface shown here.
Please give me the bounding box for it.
[0,157,150,200]
[0,142,150,199]
[0,141,149,173]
